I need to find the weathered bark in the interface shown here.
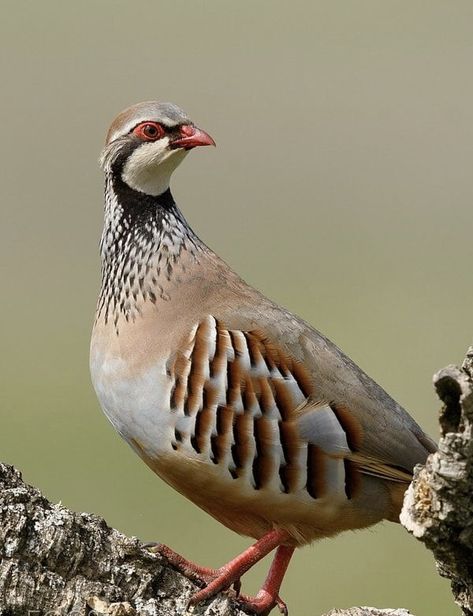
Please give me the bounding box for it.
[2,349,473,615]
[401,346,473,616]
[0,462,243,616]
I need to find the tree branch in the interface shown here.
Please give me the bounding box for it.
[0,462,244,615]
[401,346,473,616]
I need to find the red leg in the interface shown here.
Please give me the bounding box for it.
[189,528,289,605]
[237,545,295,615]
[147,529,292,612]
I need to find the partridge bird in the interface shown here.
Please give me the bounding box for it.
[90,101,437,615]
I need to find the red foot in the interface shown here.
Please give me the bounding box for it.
[145,530,294,615]
[237,591,288,616]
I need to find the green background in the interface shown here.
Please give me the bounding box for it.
[2,2,472,614]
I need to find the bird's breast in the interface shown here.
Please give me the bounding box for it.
[90,307,181,461]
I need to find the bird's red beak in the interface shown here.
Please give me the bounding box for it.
[171,125,216,150]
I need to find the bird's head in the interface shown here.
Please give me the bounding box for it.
[100,101,215,196]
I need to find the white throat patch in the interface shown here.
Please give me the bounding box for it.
[122,138,188,196]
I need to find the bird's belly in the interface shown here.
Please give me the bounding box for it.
[143,447,382,545]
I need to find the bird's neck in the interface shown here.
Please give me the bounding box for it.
[96,172,202,326]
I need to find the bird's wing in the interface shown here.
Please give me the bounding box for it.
[227,294,437,473]
[169,314,432,500]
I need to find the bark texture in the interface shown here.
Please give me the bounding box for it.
[0,462,242,616]
[2,349,473,615]
[401,346,473,616]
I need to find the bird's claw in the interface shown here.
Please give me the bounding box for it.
[232,579,242,596]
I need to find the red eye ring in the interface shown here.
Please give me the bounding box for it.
[133,122,165,142]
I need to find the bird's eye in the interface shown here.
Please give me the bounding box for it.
[133,122,165,142]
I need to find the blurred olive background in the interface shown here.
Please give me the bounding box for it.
[1,1,472,614]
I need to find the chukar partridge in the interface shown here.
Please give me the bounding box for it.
[90,101,437,615]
